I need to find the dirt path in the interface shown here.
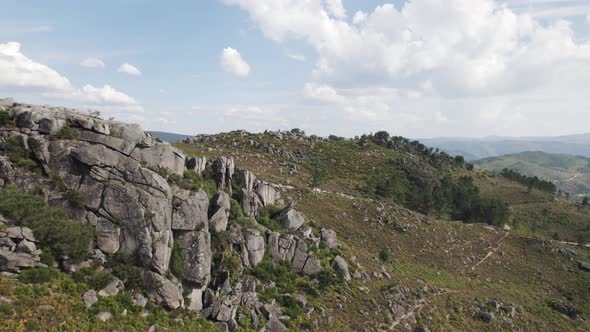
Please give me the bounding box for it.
[565,173,580,182]
[470,232,509,271]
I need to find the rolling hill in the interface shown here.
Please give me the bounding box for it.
[475,151,590,199]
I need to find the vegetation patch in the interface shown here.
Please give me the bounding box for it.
[0,187,95,261]
[0,110,15,127]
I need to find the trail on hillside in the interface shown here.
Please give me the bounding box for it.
[565,173,580,182]
[470,232,509,271]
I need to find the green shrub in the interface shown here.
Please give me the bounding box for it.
[170,240,184,278]
[72,267,114,290]
[25,319,39,331]
[379,247,392,263]
[0,303,13,316]
[0,187,95,261]
[18,267,62,284]
[65,190,84,209]
[229,198,243,220]
[39,249,56,266]
[16,158,37,169]
[51,124,80,140]
[106,253,161,291]
[0,110,15,127]
[4,137,30,164]
[256,205,284,231]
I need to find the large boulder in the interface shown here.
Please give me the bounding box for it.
[209,191,230,233]
[0,248,45,273]
[331,256,351,281]
[172,190,209,231]
[256,182,279,207]
[244,229,265,267]
[235,170,257,192]
[267,232,297,264]
[139,144,186,175]
[240,190,261,217]
[186,157,207,174]
[320,228,338,249]
[212,157,235,191]
[278,203,304,230]
[177,230,211,286]
[146,272,184,309]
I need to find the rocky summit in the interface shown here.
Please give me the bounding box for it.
[0,99,589,331]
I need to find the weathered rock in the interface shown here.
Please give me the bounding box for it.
[278,203,304,230]
[132,293,148,308]
[172,190,209,231]
[140,144,186,175]
[96,218,120,254]
[177,230,211,286]
[98,278,125,297]
[550,301,578,319]
[209,191,230,233]
[266,318,287,332]
[83,290,98,307]
[268,232,297,264]
[227,224,245,245]
[331,256,351,281]
[187,288,204,312]
[0,237,16,251]
[240,190,261,217]
[256,182,279,207]
[0,248,45,272]
[244,229,265,267]
[577,261,590,272]
[479,312,494,323]
[186,157,207,174]
[213,157,235,191]
[96,311,112,322]
[235,170,256,192]
[15,239,37,254]
[302,254,322,276]
[146,272,184,309]
[321,228,338,249]
[2,227,36,242]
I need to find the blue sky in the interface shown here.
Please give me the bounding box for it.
[1,0,590,138]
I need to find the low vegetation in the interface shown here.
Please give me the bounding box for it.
[500,168,556,193]
[0,187,95,262]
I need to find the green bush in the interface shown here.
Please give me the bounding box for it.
[169,241,184,278]
[229,198,243,220]
[18,267,62,284]
[51,124,80,140]
[0,303,13,316]
[72,267,114,290]
[256,205,284,231]
[0,110,15,127]
[106,253,161,291]
[379,247,392,263]
[167,171,217,197]
[65,190,84,209]
[0,187,95,261]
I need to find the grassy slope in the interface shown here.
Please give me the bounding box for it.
[474,151,590,198]
[175,132,590,331]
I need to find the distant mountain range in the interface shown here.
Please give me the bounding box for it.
[474,151,590,198]
[420,133,590,160]
[148,131,192,143]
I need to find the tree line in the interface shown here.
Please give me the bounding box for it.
[500,168,556,194]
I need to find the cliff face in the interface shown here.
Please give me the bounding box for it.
[0,99,346,330]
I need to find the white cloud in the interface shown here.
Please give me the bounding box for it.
[352,11,367,24]
[324,0,347,20]
[0,42,142,113]
[80,57,105,68]
[288,53,306,61]
[220,47,251,77]
[117,63,142,76]
[587,13,590,22]
[0,42,71,91]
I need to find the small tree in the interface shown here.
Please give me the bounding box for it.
[583,197,589,206]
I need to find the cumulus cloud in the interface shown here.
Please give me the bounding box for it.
[80,57,105,68]
[117,63,142,76]
[587,13,590,22]
[223,0,590,137]
[220,47,251,77]
[0,42,142,113]
[324,0,347,19]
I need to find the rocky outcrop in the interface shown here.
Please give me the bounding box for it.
[331,255,351,281]
[278,203,305,230]
[209,191,230,233]
[146,272,184,309]
[244,229,265,267]
[321,228,338,249]
[0,226,44,273]
[212,157,235,192]
[177,230,211,286]
[172,190,209,231]
[186,156,207,174]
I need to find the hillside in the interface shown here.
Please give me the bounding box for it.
[0,100,589,331]
[421,135,590,160]
[148,131,192,143]
[475,151,590,199]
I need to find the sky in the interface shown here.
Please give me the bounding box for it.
[1,0,590,138]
